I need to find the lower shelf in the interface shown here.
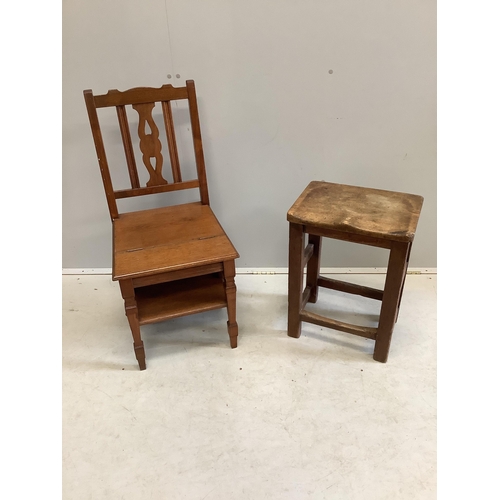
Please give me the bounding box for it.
[135,273,228,325]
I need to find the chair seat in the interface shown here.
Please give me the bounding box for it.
[287,181,424,243]
[113,202,239,280]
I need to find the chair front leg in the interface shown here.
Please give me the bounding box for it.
[119,279,146,370]
[223,260,238,348]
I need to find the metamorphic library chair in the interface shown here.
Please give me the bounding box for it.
[84,80,239,370]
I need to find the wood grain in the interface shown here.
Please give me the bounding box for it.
[94,85,188,108]
[288,181,423,243]
[132,102,168,187]
[83,89,119,219]
[162,100,182,183]
[186,80,210,205]
[116,105,140,188]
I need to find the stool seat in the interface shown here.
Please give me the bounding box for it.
[287,181,423,243]
[286,180,424,363]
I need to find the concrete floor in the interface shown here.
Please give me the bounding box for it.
[62,273,436,499]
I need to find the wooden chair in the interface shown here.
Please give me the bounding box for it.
[84,80,239,370]
[287,181,423,362]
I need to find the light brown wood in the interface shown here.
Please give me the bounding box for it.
[132,263,223,288]
[112,203,238,280]
[287,180,423,363]
[84,81,239,369]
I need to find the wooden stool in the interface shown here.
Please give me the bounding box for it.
[287,181,423,362]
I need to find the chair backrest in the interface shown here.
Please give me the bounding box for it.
[84,80,209,220]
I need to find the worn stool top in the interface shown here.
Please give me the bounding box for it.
[287,181,424,242]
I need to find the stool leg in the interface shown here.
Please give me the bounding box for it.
[373,242,411,363]
[223,260,238,348]
[396,242,412,323]
[288,222,305,338]
[119,280,146,370]
[306,234,322,303]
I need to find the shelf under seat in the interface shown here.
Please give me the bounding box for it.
[134,273,228,325]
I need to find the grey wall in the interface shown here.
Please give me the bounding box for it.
[63,0,436,269]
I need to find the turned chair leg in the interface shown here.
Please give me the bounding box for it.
[223,260,238,348]
[287,222,305,338]
[306,234,322,303]
[373,242,411,363]
[119,280,146,370]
